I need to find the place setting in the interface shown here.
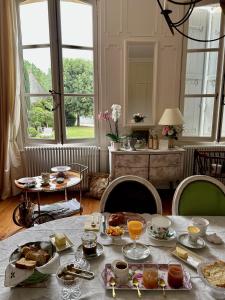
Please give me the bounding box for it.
[176,217,223,250]
[144,215,177,249]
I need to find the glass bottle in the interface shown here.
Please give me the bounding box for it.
[153,135,159,150]
[148,131,153,149]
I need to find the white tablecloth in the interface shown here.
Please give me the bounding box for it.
[1,215,225,299]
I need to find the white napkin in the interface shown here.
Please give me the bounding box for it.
[206,233,223,244]
[4,264,33,287]
[84,213,101,231]
[36,252,60,274]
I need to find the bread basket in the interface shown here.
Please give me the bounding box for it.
[7,241,58,286]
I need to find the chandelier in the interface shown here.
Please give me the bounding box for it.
[157,0,225,42]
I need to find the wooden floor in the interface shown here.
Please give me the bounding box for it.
[0,189,172,240]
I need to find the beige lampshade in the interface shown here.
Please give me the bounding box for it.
[158,108,184,125]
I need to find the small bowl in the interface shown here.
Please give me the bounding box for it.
[105,226,124,240]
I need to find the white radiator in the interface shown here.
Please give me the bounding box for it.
[24,145,100,190]
[183,145,225,178]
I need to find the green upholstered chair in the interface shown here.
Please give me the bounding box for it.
[100,175,162,214]
[172,175,225,216]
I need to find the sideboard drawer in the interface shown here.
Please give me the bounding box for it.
[114,167,148,179]
[149,166,182,182]
[114,154,149,168]
[150,154,180,167]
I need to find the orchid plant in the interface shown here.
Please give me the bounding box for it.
[98,104,122,142]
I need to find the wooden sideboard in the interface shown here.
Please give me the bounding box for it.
[109,147,185,188]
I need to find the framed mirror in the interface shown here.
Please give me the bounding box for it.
[124,39,158,127]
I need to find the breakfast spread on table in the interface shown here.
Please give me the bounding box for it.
[4,213,225,299]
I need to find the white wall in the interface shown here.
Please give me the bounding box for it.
[97,0,184,170]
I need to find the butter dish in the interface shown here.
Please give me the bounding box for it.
[50,234,74,252]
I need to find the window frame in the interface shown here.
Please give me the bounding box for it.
[17,0,98,145]
[180,0,225,142]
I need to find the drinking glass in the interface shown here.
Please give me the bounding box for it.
[127,217,145,258]
[167,263,183,289]
[56,259,90,300]
[143,265,158,289]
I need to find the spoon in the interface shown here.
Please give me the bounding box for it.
[132,278,142,298]
[159,278,166,297]
[91,215,96,227]
[109,277,116,298]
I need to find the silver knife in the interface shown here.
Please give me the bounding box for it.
[101,215,106,235]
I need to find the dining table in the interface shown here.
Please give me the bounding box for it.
[1,214,225,299]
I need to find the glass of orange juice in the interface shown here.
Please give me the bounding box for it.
[127,217,145,258]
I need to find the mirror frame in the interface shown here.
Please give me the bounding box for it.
[123,38,158,127]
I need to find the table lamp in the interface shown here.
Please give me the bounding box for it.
[158,108,184,149]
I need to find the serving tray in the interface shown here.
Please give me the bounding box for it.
[102,263,192,291]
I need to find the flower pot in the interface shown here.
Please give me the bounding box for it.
[168,138,175,149]
[111,141,121,151]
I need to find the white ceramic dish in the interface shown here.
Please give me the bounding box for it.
[177,233,206,249]
[197,261,225,299]
[17,177,36,184]
[51,166,71,172]
[171,245,204,269]
[49,234,74,252]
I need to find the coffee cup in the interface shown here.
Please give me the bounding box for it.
[187,225,200,244]
[191,217,209,237]
[111,260,129,285]
[148,216,172,239]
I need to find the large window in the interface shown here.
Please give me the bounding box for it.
[19,0,97,143]
[181,2,225,141]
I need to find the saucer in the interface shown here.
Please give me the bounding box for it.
[122,243,151,260]
[148,228,176,241]
[51,166,71,172]
[177,233,206,249]
[76,242,104,259]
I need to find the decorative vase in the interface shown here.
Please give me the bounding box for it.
[168,138,175,149]
[111,141,121,151]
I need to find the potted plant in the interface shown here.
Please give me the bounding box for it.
[132,113,146,123]
[161,125,183,148]
[98,104,122,150]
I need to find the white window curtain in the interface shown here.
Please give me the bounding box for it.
[0,0,24,199]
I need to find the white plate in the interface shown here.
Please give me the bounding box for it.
[51,166,71,172]
[177,233,206,249]
[17,177,36,184]
[148,228,176,242]
[49,234,74,252]
[171,245,204,269]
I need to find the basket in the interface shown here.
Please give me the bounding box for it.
[9,241,56,286]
